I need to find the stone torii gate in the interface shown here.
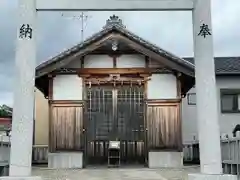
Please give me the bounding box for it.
[6,0,236,180]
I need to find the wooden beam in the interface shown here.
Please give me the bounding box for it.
[49,100,84,106]
[48,75,54,100]
[78,68,151,75]
[89,50,139,55]
[176,73,182,98]
[36,0,194,11]
[52,67,173,76]
[146,99,181,106]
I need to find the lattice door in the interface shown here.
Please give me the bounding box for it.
[84,85,146,164]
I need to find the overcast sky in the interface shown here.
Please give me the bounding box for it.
[0,0,240,106]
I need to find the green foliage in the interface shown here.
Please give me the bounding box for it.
[0,105,12,117]
[0,109,9,117]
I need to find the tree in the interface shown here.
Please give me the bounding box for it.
[0,105,12,117]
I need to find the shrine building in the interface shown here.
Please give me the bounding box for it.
[35,15,195,168]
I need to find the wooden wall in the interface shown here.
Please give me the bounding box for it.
[47,57,182,153]
[146,100,182,151]
[49,101,84,152]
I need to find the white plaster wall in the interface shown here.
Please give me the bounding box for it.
[117,55,145,68]
[181,87,198,142]
[65,55,147,68]
[53,75,83,100]
[182,76,240,143]
[84,55,113,68]
[147,74,177,99]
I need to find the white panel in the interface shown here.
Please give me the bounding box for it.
[149,151,183,168]
[53,75,82,100]
[84,55,113,68]
[48,152,83,169]
[147,74,177,99]
[181,88,198,143]
[117,55,145,68]
[36,0,194,11]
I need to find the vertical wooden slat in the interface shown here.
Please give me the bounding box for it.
[48,74,54,100]
[177,103,182,151]
[48,75,54,152]
[75,105,84,149]
[49,102,84,152]
[48,103,52,152]
[147,101,181,151]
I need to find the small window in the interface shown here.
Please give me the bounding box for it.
[221,89,240,113]
[187,93,196,105]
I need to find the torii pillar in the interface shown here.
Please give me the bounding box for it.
[189,0,236,179]
[193,0,222,174]
[7,0,40,178]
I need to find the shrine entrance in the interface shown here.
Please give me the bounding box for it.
[84,76,146,165]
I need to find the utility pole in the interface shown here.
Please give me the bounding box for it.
[62,12,91,42]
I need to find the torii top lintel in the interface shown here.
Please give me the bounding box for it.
[36,0,194,11]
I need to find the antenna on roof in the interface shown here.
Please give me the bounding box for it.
[61,12,92,42]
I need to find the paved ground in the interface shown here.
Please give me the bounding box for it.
[32,165,200,180]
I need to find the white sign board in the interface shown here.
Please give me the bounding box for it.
[109,141,120,149]
[36,0,194,11]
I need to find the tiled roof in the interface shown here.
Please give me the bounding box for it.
[36,15,240,76]
[184,57,240,75]
[36,15,194,76]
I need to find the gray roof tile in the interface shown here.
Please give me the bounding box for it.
[184,57,240,75]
